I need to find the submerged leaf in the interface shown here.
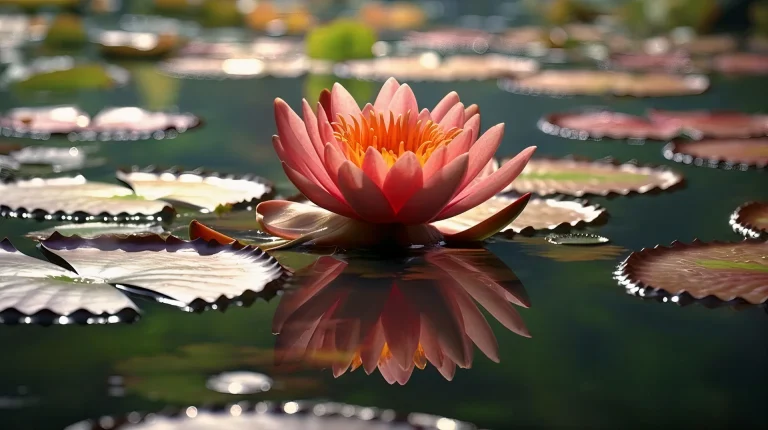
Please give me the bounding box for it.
[615,239,768,305]
[504,158,683,197]
[0,239,138,324]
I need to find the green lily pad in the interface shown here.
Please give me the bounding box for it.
[96,31,183,59]
[503,157,684,197]
[730,201,768,239]
[2,57,129,91]
[25,222,166,241]
[545,233,610,245]
[516,236,626,262]
[615,239,768,305]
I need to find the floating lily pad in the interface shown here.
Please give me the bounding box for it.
[2,56,129,91]
[206,371,273,394]
[25,222,166,241]
[96,31,183,59]
[337,54,539,81]
[503,157,684,197]
[516,236,627,262]
[663,138,768,170]
[0,105,201,141]
[713,53,768,75]
[40,233,287,311]
[545,233,610,246]
[607,53,697,73]
[648,110,768,139]
[64,401,477,430]
[540,111,680,141]
[499,70,709,97]
[0,176,174,222]
[158,56,308,80]
[730,202,768,239]
[615,239,768,305]
[117,167,274,212]
[0,239,139,325]
[402,28,493,53]
[0,144,91,173]
[432,194,606,236]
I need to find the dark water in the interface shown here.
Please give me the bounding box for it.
[1,38,768,430]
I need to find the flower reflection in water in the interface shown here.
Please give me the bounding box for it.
[272,248,530,385]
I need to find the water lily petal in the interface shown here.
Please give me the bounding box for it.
[432,91,460,123]
[382,151,423,212]
[361,321,386,375]
[319,89,332,122]
[422,146,448,180]
[464,104,479,121]
[438,103,465,131]
[257,200,338,240]
[445,130,473,163]
[381,285,420,371]
[419,319,443,368]
[418,108,431,124]
[302,99,325,161]
[361,146,388,189]
[282,163,357,219]
[465,114,480,142]
[438,147,536,220]
[331,83,362,120]
[459,123,505,190]
[438,193,531,243]
[361,102,374,118]
[373,77,401,112]
[337,161,396,223]
[461,279,530,338]
[323,142,346,186]
[388,84,418,128]
[396,154,469,224]
[451,286,500,363]
[317,103,341,152]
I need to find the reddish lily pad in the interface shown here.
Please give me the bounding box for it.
[663,138,768,169]
[337,54,539,81]
[713,53,768,75]
[607,53,697,73]
[615,239,768,305]
[116,167,274,212]
[402,28,493,52]
[499,70,709,97]
[432,194,606,236]
[540,111,680,141]
[158,56,308,80]
[730,202,768,239]
[649,110,768,139]
[502,158,684,197]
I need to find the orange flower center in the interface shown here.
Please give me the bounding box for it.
[332,110,462,168]
[349,342,427,372]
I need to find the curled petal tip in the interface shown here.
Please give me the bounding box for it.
[189,220,237,245]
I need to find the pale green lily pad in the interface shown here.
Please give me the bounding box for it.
[503,158,684,197]
[545,233,610,245]
[0,238,139,324]
[25,222,166,241]
[2,57,129,91]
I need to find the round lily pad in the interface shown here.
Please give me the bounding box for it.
[607,53,696,73]
[545,233,610,246]
[25,222,166,241]
[730,202,768,239]
[503,157,684,197]
[0,238,139,325]
[65,401,477,430]
[1,56,130,91]
[615,239,768,305]
[40,233,287,311]
[648,110,768,139]
[432,194,606,236]
[663,138,768,170]
[499,70,709,97]
[117,167,274,212]
[713,53,768,75]
[0,144,91,174]
[516,237,626,263]
[0,105,201,142]
[402,28,493,53]
[206,371,273,394]
[540,111,680,141]
[96,31,183,59]
[0,176,174,222]
[336,54,539,81]
[158,56,308,80]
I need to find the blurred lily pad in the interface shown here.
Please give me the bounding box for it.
[96,31,184,59]
[432,194,606,236]
[25,222,166,240]
[117,167,274,212]
[713,53,768,75]
[516,236,626,262]
[0,238,139,324]
[499,70,709,97]
[545,233,609,245]
[0,144,93,174]
[2,56,129,91]
[730,202,768,239]
[663,138,768,169]
[42,13,86,49]
[540,111,680,141]
[615,239,768,306]
[503,157,684,197]
[158,56,308,80]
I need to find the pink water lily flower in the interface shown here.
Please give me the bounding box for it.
[261,77,535,247]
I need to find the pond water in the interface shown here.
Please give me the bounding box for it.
[1,31,767,430]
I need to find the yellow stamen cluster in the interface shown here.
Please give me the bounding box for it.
[349,342,428,372]
[333,110,462,168]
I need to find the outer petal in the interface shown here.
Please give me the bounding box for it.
[388,84,418,128]
[188,220,236,244]
[382,151,423,212]
[438,103,465,131]
[323,142,346,186]
[381,285,420,371]
[317,103,339,150]
[373,77,401,112]
[436,193,531,243]
[361,146,388,189]
[360,320,386,375]
[331,82,362,120]
[464,104,479,121]
[302,99,325,160]
[283,163,357,219]
[431,91,460,123]
[437,147,536,220]
[465,114,480,143]
[337,161,396,223]
[319,89,332,122]
[396,154,469,224]
[451,286,500,363]
[458,123,505,191]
